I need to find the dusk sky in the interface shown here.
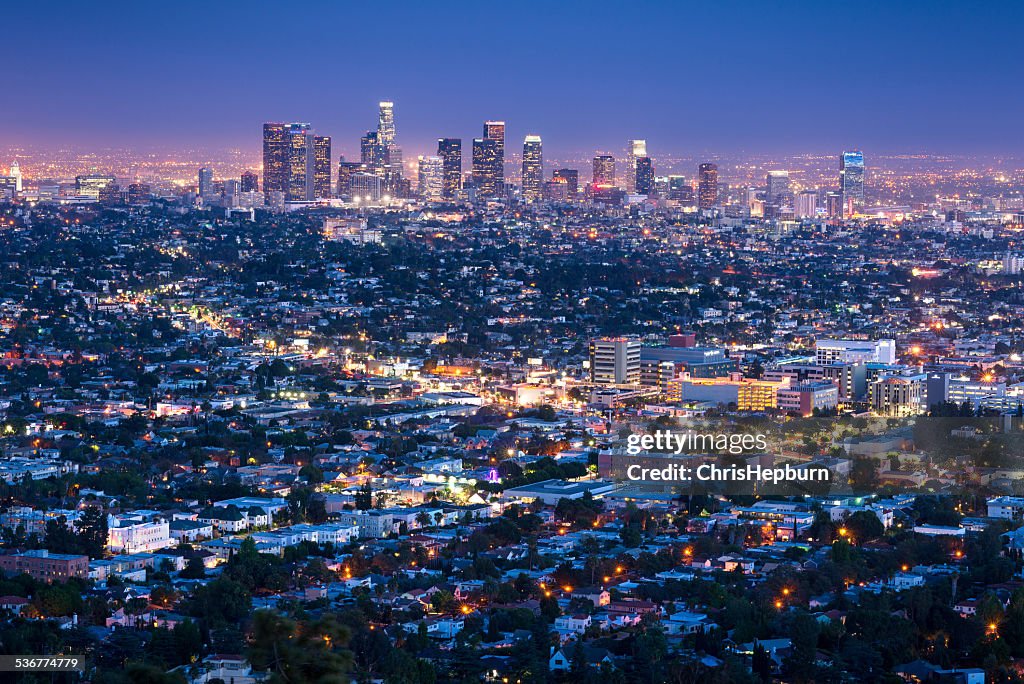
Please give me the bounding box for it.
[4,0,1023,158]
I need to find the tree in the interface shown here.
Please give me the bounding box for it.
[784,613,820,683]
[247,610,353,684]
[77,506,108,559]
[845,510,884,542]
[180,557,206,579]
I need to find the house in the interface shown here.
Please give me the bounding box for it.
[0,595,29,615]
[571,587,610,607]
[174,654,270,684]
[549,643,614,672]
[554,614,592,636]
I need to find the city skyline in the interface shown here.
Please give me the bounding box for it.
[2,1,1023,156]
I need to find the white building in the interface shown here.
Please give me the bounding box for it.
[816,338,896,365]
[107,517,171,554]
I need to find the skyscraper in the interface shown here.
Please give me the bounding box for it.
[796,190,818,218]
[262,123,288,197]
[479,121,505,195]
[313,136,332,199]
[241,170,259,193]
[437,138,462,199]
[417,156,444,201]
[473,123,504,199]
[9,161,21,192]
[635,156,654,195]
[198,167,214,199]
[521,135,543,202]
[378,101,396,147]
[263,122,323,202]
[336,159,366,199]
[839,151,865,218]
[698,163,718,209]
[625,139,647,193]
[361,131,385,168]
[765,170,790,204]
[286,123,314,202]
[552,169,579,200]
[592,155,615,187]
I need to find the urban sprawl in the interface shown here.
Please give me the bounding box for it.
[1,102,1024,683]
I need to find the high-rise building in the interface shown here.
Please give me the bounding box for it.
[313,136,332,199]
[796,190,818,218]
[263,122,324,202]
[417,155,444,201]
[75,174,116,199]
[521,135,543,202]
[285,123,314,201]
[437,138,462,199]
[198,167,214,199]
[625,139,647,193]
[552,169,579,200]
[698,163,718,209]
[483,120,507,193]
[472,137,502,198]
[592,155,615,187]
[765,170,790,204]
[668,176,693,203]
[377,101,403,180]
[839,150,865,218]
[336,159,366,199]
[378,101,395,147]
[589,337,641,385]
[635,156,654,195]
[262,123,287,197]
[240,170,259,193]
[361,131,385,168]
[9,161,22,192]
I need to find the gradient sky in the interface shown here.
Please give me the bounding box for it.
[3,0,1023,158]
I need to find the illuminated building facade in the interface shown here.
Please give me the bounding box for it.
[625,139,647,192]
[592,155,615,187]
[437,138,462,199]
[697,163,718,209]
[521,134,543,202]
[840,150,865,218]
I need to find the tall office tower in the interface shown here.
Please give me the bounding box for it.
[377,101,396,147]
[285,123,315,201]
[262,123,288,197]
[472,137,502,198]
[240,170,259,193]
[625,139,647,192]
[635,156,654,195]
[483,120,505,189]
[336,159,366,199]
[198,167,214,199]
[521,135,543,202]
[589,337,642,385]
[552,169,579,199]
[313,136,332,199]
[9,161,22,192]
[796,190,818,218]
[698,163,718,209]
[360,131,384,167]
[377,101,404,179]
[765,170,790,203]
[417,156,444,201]
[437,138,462,199]
[592,155,615,187]
[825,192,842,219]
[839,150,865,218]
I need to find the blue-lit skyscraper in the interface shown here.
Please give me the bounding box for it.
[839,150,865,218]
